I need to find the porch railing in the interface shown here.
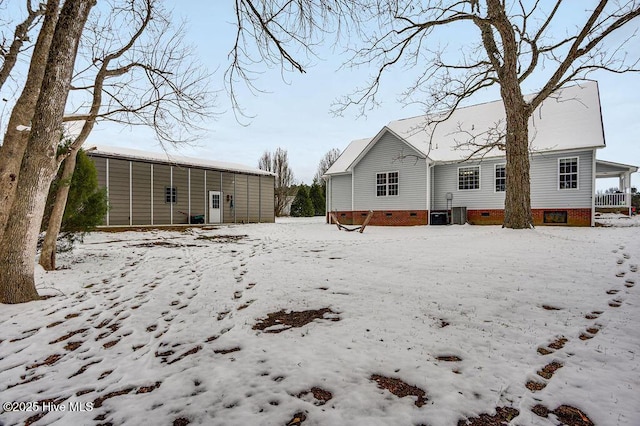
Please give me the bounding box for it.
[595,193,629,207]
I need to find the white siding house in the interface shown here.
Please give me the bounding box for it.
[325,82,637,226]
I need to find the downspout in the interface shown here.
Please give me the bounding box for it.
[325,176,329,223]
[188,168,191,224]
[426,159,431,225]
[170,166,173,225]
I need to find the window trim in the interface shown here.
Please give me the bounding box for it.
[375,171,399,197]
[457,165,481,191]
[494,163,506,193]
[558,157,579,190]
[165,186,177,203]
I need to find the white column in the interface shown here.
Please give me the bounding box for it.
[426,159,431,225]
[624,172,631,207]
[591,152,596,227]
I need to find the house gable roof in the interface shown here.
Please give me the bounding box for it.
[387,81,605,162]
[324,137,371,176]
[327,81,606,175]
[324,127,426,177]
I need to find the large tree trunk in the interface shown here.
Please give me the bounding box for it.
[39,147,80,271]
[0,0,60,240]
[503,102,533,229]
[0,0,95,304]
[483,0,534,229]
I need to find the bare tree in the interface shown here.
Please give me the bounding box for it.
[333,0,640,228]
[258,147,294,216]
[39,0,212,271]
[0,1,46,90]
[258,149,272,171]
[314,147,341,183]
[0,0,96,304]
[228,0,362,115]
[67,0,211,145]
[0,0,60,239]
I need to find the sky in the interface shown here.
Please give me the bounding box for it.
[1,2,639,187]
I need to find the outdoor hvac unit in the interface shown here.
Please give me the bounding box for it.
[452,207,467,225]
[430,211,448,225]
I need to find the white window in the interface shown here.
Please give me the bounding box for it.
[211,193,220,209]
[165,186,177,203]
[376,171,399,197]
[458,166,480,190]
[559,157,578,189]
[495,164,506,192]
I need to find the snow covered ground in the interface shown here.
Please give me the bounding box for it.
[1,217,639,426]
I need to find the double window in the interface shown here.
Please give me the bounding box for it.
[376,171,399,197]
[458,166,480,190]
[559,157,578,189]
[165,186,177,203]
[495,164,506,192]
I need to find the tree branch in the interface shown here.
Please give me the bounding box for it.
[0,0,45,90]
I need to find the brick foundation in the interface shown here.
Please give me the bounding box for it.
[467,208,592,226]
[329,210,428,226]
[328,208,593,226]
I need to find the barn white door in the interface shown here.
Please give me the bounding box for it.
[209,191,222,223]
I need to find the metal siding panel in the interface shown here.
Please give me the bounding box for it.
[248,175,260,222]
[131,162,152,225]
[90,156,108,225]
[107,159,130,225]
[91,156,107,189]
[153,164,171,224]
[206,169,221,190]
[234,174,249,223]
[330,175,352,211]
[353,132,426,210]
[260,176,275,222]
[172,167,189,224]
[222,172,235,223]
[190,169,206,219]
